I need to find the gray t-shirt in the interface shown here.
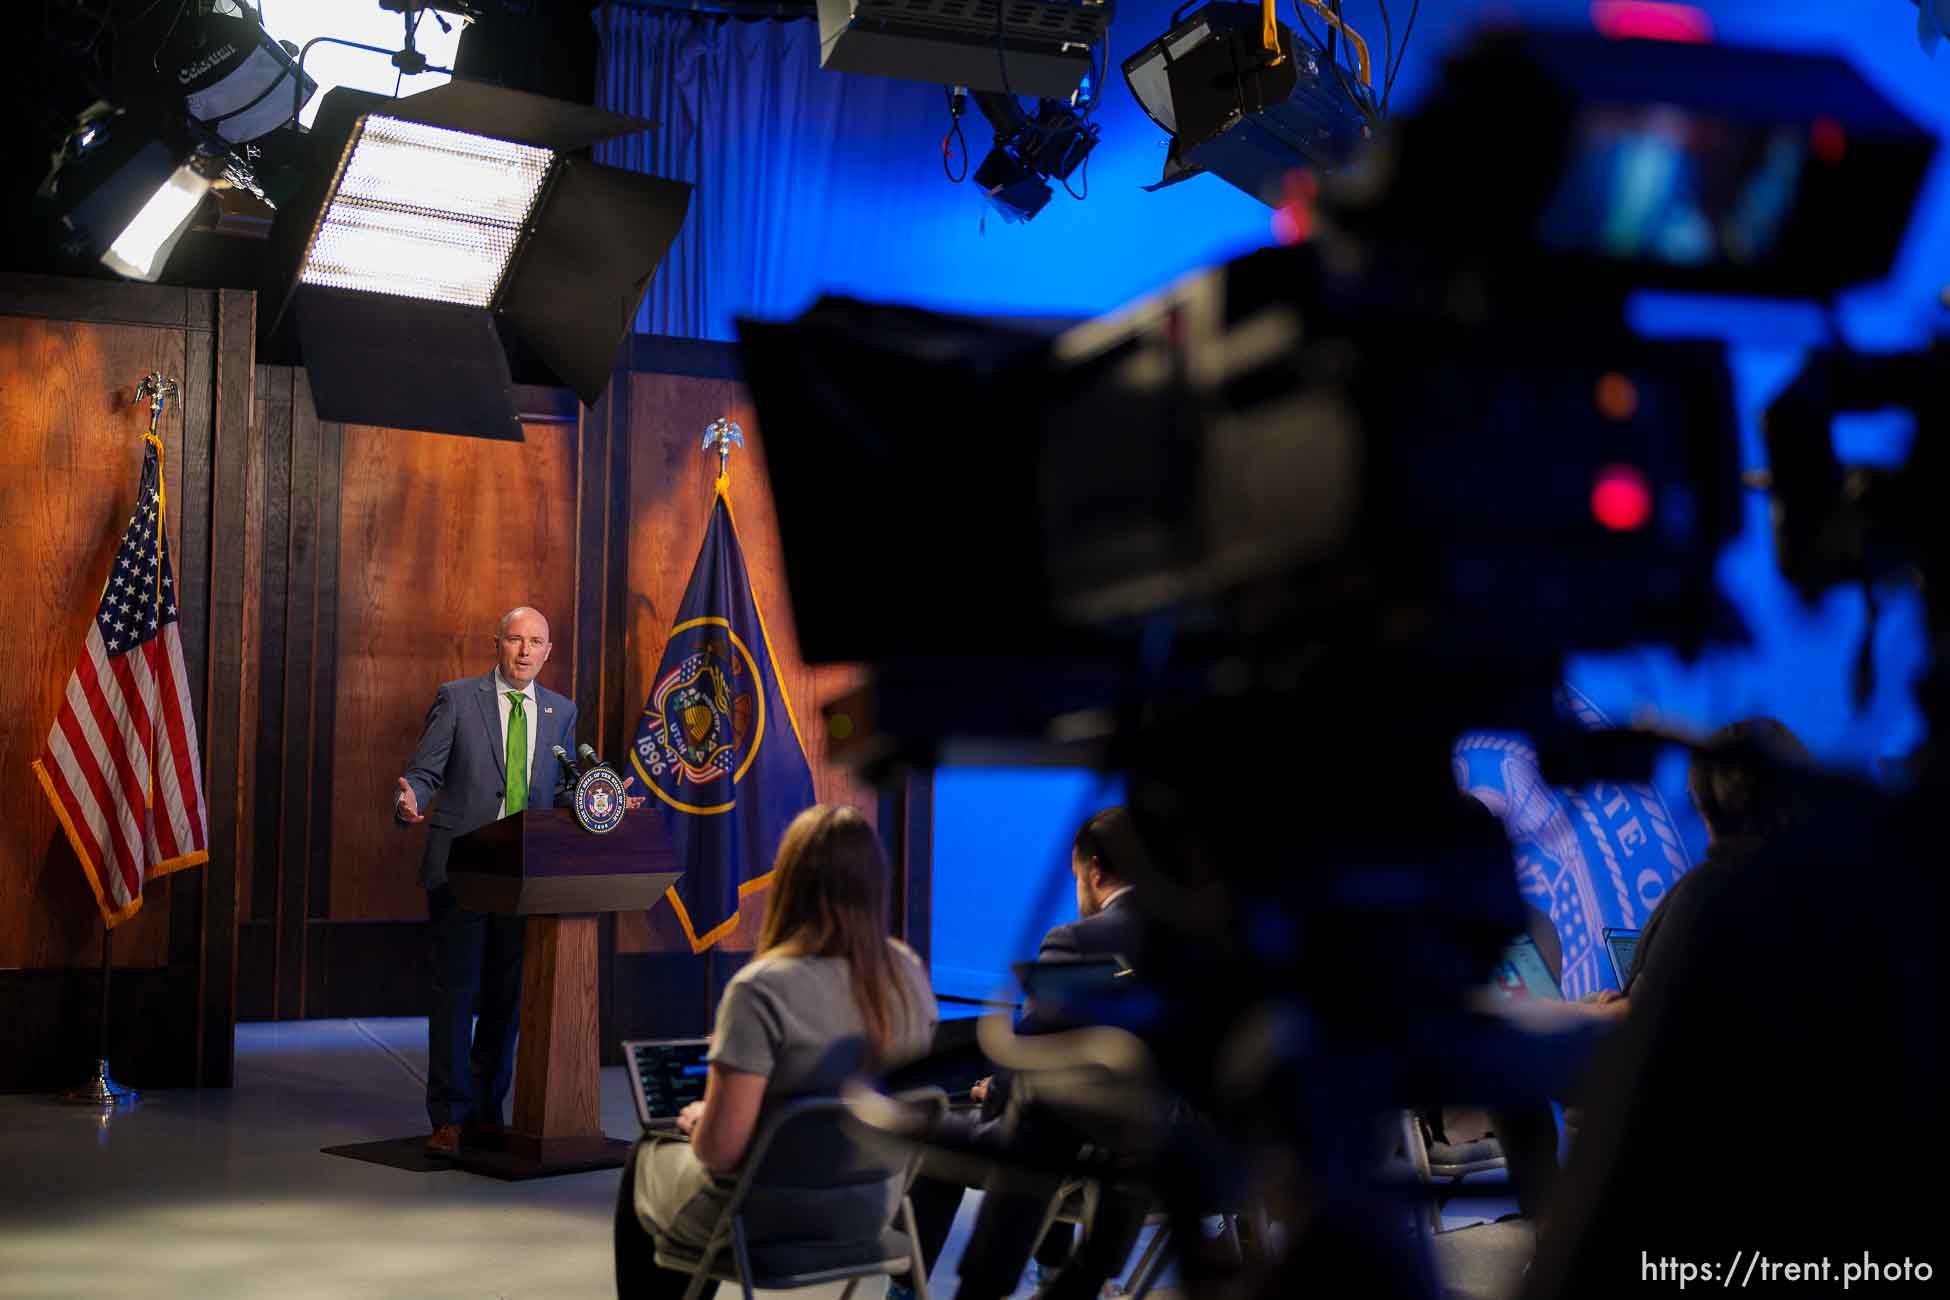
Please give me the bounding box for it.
[710,941,939,1112]
[636,940,939,1250]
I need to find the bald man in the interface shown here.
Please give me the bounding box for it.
[395,606,580,1157]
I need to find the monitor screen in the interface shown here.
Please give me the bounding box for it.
[1537,103,1807,273]
[629,1040,710,1120]
[1606,929,1642,986]
[1488,937,1561,1002]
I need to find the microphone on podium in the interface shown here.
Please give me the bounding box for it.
[551,744,583,780]
[578,743,610,773]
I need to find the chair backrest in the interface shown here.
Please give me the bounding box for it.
[726,1088,948,1246]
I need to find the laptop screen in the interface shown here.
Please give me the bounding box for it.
[1488,935,1562,1002]
[1012,956,1131,1004]
[623,1039,711,1127]
[1605,928,1641,987]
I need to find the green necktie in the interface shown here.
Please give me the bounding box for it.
[505,690,529,814]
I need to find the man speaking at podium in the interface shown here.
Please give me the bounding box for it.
[393,606,579,1157]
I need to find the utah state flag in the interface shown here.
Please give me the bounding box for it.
[631,482,815,952]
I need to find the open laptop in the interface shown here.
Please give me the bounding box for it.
[1603,927,1641,988]
[622,1038,711,1131]
[1012,955,1132,1005]
[1486,934,1563,1003]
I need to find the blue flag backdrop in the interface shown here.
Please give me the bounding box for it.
[1453,685,1696,999]
[631,482,816,952]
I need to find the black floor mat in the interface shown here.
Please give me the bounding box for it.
[321,1134,632,1181]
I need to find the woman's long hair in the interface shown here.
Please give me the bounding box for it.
[758,804,908,1063]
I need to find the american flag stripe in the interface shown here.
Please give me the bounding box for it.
[104,643,160,796]
[60,668,144,877]
[33,755,135,920]
[78,644,151,848]
[119,640,184,863]
[161,634,206,856]
[53,691,143,904]
[152,720,190,860]
[42,735,114,890]
[33,435,208,927]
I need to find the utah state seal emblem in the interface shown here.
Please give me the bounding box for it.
[634,618,763,815]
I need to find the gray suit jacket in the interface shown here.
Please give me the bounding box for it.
[398,671,580,890]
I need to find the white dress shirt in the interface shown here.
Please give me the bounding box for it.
[494,670,541,819]
[1095,884,1135,913]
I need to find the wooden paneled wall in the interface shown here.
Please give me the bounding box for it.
[0,275,256,1091]
[1,278,928,1076]
[231,344,922,1048]
[616,373,878,958]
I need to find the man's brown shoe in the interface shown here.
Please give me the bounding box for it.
[424,1124,462,1158]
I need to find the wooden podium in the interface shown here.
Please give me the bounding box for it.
[445,807,679,1179]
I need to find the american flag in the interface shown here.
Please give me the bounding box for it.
[31,436,207,927]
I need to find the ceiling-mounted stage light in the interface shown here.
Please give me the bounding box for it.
[1123,1,1371,205]
[259,82,691,441]
[162,7,318,143]
[38,103,214,283]
[974,150,1052,223]
[816,0,1113,99]
[968,92,1099,223]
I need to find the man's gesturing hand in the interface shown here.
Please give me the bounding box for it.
[395,777,425,823]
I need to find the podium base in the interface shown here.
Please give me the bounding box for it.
[60,1058,138,1106]
[449,1133,633,1181]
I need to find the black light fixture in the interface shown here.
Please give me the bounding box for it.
[1123,1,1370,204]
[161,6,317,144]
[816,0,1112,99]
[974,149,1053,224]
[968,92,1099,224]
[259,80,691,441]
[38,102,215,282]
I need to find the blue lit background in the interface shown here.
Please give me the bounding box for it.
[599,2,1950,977]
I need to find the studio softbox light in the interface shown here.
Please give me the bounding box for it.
[815,0,1112,99]
[260,81,690,441]
[39,104,213,283]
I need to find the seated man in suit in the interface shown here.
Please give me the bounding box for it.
[393,605,578,1157]
[902,807,1147,1300]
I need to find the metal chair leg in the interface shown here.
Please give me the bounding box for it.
[902,1194,934,1300]
[1026,1179,1079,1268]
[679,1254,713,1300]
[1400,1110,1442,1236]
[838,1279,861,1300]
[1220,1214,1244,1264]
[731,1217,758,1300]
[1126,1224,1174,1300]
[1249,1204,1274,1264]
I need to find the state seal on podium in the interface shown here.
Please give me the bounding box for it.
[572,766,627,835]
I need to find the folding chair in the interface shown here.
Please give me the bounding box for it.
[620,1088,948,1300]
[1027,1177,1248,1300]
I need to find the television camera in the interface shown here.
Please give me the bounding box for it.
[740,26,1938,1299]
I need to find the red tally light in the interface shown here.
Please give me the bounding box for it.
[1811,116,1847,165]
[1590,1,1713,43]
[1591,464,1654,532]
[1272,169,1318,245]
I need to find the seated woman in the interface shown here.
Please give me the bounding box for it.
[617,804,938,1300]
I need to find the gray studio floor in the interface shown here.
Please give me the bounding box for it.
[0,1019,1526,1300]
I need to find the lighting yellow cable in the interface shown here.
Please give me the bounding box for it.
[1296,0,1372,85]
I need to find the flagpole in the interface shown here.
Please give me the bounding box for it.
[61,374,174,1108]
